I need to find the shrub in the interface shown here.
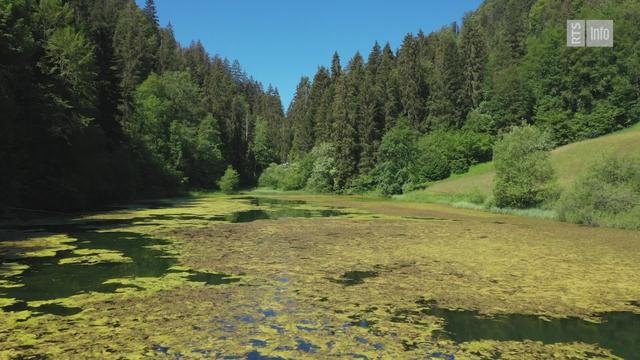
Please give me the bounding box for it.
[373,119,420,195]
[417,130,493,176]
[493,125,556,208]
[258,163,287,188]
[558,156,640,230]
[410,147,451,183]
[348,173,377,194]
[306,143,337,193]
[218,166,240,194]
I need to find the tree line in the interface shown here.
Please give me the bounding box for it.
[2,0,639,211]
[0,0,285,210]
[264,0,639,195]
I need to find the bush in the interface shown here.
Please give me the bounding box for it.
[306,143,337,193]
[218,166,240,194]
[558,156,640,230]
[258,163,287,188]
[493,125,556,208]
[373,119,420,195]
[348,173,377,194]
[258,144,333,191]
[417,130,493,176]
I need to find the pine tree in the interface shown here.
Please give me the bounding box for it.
[182,41,210,87]
[426,25,464,129]
[460,14,486,113]
[158,23,182,72]
[309,66,332,143]
[331,76,357,191]
[289,77,313,158]
[377,43,400,130]
[396,33,427,130]
[143,0,158,26]
[359,43,385,174]
[346,52,365,156]
[113,2,159,117]
[331,51,342,79]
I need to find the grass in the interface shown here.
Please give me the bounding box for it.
[407,123,640,199]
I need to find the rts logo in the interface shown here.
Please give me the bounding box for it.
[567,20,613,47]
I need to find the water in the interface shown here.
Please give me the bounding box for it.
[331,270,379,286]
[415,300,640,359]
[2,196,639,358]
[0,196,345,316]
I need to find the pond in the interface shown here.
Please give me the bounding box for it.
[1,195,639,358]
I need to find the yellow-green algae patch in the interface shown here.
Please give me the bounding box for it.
[0,262,28,289]
[0,194,638,358]
[0,234,76,258]
[58,248,132,265]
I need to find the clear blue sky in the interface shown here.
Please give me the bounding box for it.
[138,0,483,108]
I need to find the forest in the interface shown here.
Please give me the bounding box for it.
[1,0,639,212]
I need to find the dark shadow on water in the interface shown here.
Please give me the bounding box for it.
[232,197,307,207]
[187,271,240,285]
[1,230,177,315]
[246,350,285,360]
[414,300,640,359]
[217,208,345,223]
[330,271,378,286]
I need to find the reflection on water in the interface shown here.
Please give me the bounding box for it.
[2,196,640,358]
[331,270,379,286]
[416,300,640,359]
[0,196,346,316]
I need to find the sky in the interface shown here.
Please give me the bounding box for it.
[137,0,484,109]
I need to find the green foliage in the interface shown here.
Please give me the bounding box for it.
[418,130,493,175]
[493,125,556,209]
[373,119,420,195]
[331,76,357,191]
[251,116,278,172]
[132,71,225,188]
[218,166,240,194]
[558,156,640,230]
[306,143,337,193]
[258,163,287,189]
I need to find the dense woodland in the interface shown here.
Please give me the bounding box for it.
[1,0,639,211]
[266,0,640,196]
[1,0,285,210]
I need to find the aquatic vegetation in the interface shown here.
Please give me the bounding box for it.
[0,194,639,358]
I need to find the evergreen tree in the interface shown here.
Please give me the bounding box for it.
[142,0,158,26]
[396,33,427,129]
[331,76,357,191]
[158,23,182,72]
[377,43,400,130]
[309,66,332,143]
[289,77,313,158]
[460,14,486,113]
[425,26,464,129]
[331,51,342,79]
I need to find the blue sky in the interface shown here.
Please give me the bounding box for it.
[138,0,483,108]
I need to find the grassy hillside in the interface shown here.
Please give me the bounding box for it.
[403,122,640,201]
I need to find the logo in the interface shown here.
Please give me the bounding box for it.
[567,20,613,47]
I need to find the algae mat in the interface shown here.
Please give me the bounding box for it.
[1,194,639,359]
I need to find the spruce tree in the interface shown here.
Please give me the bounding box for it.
[309,66,332,143]
[460,14,486,113]
[289,77,313,158]
[143,0,159,26]
[377,43,400,130]
[331,75,357,191]
[331,51,342,79]
[396,33,426,130]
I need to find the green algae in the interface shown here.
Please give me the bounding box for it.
[0,194,639,358]
[58,248,132,265]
